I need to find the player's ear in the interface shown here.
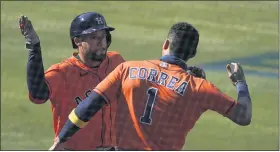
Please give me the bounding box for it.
[162,39,170,56]
[74,37,82,47]
[162,39,169,50]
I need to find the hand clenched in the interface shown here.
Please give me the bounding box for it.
[18,15,40,45]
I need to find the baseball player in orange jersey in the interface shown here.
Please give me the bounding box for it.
[50,22,252,150]
[19,12,125,150]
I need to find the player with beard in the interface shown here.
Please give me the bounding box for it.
[50,22,251,150]
[20,12,206,150]
[19,12,125,150]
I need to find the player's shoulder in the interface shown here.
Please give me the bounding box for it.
[107,51,125,64]
[107,51,123,58]
[190,75,205,83]
[201,79,218,89]
[45,57,74,74]
[117,60,159,72]
[121,60,149,67]
[192,77,218,92]
[184,74,206,92]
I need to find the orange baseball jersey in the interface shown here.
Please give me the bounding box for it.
[94,60,237,150]
[31,51,124,150]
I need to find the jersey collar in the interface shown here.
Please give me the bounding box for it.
[69,52,109,74]
[159,55,188,71]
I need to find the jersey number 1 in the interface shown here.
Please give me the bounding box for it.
[140,87,158,125]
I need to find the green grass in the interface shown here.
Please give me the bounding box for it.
[242,65,278,74]
[262,59,279,67]
[1,1,278,150]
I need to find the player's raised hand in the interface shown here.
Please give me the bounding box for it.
[226,63,246,86]
[187,66,206,79]
[18,15,40,45]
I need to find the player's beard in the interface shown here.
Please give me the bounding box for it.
[87,48,107,61]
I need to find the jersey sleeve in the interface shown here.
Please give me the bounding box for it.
[44,66,66,104]
[93,63,124,104]
[197,80,237,116]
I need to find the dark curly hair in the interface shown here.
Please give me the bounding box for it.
[167,22,199,61]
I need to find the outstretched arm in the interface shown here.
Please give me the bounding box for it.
[58,91,107,143]
[49,91,106,150]
[199,63,251,126]
[19,15,50,103]
[226,63,251,125]
[27,42,50,103]
[227,81,251,125]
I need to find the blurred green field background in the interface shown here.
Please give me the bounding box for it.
[1,1,278,150]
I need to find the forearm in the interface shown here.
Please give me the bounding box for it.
[236,81,251,109]
[58,91,106,142]
[236,81,252,120]
[27,43,50,102]
[229,81,252,125]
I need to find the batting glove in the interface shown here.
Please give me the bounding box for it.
[187,66,206,79]
[18,15,40,46]
[226,62,246,86]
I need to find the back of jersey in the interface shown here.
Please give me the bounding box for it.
[115,60,205,150]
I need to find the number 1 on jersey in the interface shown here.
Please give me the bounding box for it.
[140,87,158,125]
